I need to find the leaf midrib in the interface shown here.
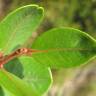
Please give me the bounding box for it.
[31,48,96,55]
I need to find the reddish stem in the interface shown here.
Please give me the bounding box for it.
[0,48,40,68]
[0,47,92,68]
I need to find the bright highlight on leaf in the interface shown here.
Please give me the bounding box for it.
[32,28,96,68]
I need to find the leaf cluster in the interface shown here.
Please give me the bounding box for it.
[0,5,96,96]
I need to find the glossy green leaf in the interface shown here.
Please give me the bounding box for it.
[0,5,44,54]
[31,28,96,68]
[3,57,52,95]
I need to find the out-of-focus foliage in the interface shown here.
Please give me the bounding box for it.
[40,0,96,37]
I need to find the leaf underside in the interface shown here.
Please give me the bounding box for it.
[31,28,96,68]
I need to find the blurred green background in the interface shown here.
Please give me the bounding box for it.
[0,0,96,96]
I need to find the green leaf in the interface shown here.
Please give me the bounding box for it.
[0,69,39,96]
[0,5,44,54]
[0,87,4,96]
[31,28,96,68]
[2,87,16,96]
[4,57,52,95]
[19,56,52,95]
